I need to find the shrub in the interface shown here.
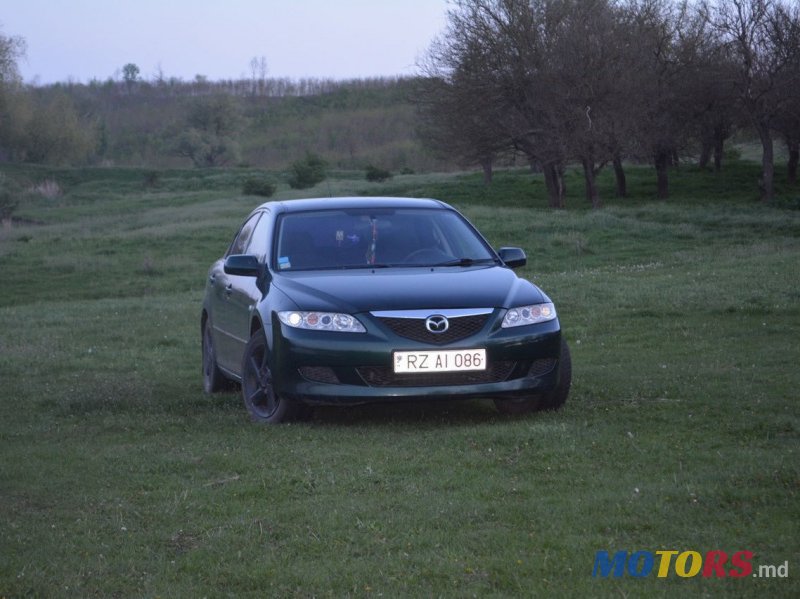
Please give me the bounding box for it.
[242,178,276,197]
[288,153,327,189]
[32,179,62,198]
[176,129,241,167]
[724,147,742,162]
[23,92,94,165]
[365,165,393,183]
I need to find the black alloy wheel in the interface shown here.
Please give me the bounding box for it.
[241,329,299,423]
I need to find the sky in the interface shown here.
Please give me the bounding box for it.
[2,0,451,84]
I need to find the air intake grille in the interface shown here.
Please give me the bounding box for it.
[527,358,557,377]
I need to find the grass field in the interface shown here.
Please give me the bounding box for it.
[1,162,799,597]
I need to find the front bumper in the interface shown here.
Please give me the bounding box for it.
[270,310,563,405]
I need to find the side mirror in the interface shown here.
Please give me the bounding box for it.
[498,247,527,269]
[224,254,261,277]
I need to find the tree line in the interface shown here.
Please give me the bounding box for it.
[0,29,428,170]
[3,1,800,208]
[416,0,800,206]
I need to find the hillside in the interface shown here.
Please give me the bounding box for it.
[42,77,447,172]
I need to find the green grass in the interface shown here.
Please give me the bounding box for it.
[1,163,799,597]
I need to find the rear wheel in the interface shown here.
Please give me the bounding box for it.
[241,329,301,423]
[494,339,571,415]
[202,320,226,393]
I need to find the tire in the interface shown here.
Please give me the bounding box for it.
[241,329,300,424]
[202,319,227,394]
[493,339,571,415]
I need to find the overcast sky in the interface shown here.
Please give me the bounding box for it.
[3,0,451,84]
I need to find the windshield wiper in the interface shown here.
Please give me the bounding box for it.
[429,257,500,267]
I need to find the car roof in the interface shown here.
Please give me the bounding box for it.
[255,196,453,214]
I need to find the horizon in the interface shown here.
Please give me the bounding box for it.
[2,0,450,85]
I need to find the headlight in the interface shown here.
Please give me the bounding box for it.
[501,303,557,328]
[278,311,366,333]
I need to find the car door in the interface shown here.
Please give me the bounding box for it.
[211,213,262,372]
[223,211,272,374]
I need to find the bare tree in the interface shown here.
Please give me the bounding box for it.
[708,0,800,201]
[420,0,703,207]
[770,7,800,184]
[688,10,739,172]
[621,0,707,199]
[425,0,571,207]
[537,0,634,208]
[249,56,268,96]
[417,22,512,184]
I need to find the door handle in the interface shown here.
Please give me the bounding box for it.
[209,274,216,284]
[224,284,233,296]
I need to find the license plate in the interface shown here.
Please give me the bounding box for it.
[393,349,487,373]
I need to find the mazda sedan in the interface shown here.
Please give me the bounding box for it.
[201,197,571,423]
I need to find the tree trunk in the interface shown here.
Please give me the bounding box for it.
[787,138,799,185]
[613,155,627,198]
[699,141,712,170]
[757,122,774,203]
[654,150,670,200]
[713,138,724,172]
[543,162,566,209]
[543,164,559,208]
[480,158,493,185]
[556,162,566,200]
[581,158,602,209]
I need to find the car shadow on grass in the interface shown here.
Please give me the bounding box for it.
[307,398,510,427]
[201,388,536,428]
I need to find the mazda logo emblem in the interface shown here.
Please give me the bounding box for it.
[425,315,449,334]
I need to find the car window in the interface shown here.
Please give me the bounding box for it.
[274,208,495,271]
[245,211,271,261]
[227,213,261,257]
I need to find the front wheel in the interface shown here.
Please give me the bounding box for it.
[241,329,301,424]
[494,339,572,415]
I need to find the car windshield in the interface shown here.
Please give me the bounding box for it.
[274,208,497,271]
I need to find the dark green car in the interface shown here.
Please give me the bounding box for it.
[201,197,571,423]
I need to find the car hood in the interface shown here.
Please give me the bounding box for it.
[271,266,545,313]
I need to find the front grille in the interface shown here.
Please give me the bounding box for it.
[377,314,490,345]
[356,361,516,388]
